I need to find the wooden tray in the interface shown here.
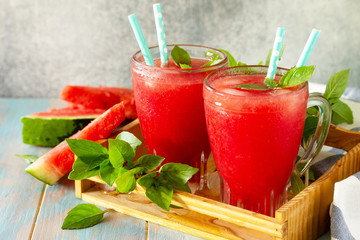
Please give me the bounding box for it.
[75,119,360,240]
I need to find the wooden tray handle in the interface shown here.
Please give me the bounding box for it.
[325,124,360,151]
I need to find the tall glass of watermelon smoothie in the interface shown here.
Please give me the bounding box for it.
[131,44,228,187]
[203,65,331,216]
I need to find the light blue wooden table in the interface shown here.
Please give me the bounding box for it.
[0,98,203,240]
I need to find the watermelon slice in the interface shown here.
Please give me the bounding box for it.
[21,108,105,147]
[61,85,137,119]
[25,103,126,185]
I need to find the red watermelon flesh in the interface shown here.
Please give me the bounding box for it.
[61,85,137,119]
[25,102,126,185]
[31,107,105,117]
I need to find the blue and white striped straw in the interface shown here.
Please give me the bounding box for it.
[153,3,168,66]
[296,29,321,67]
[266,27,286,79]
[128,14,155,66]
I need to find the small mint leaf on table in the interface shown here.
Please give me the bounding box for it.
[323,69,350,101]
[62,204,109,230]
[115,131,142,152]
[135,155,165,172]
[100,159,120,186]
[158,163,198,188]
[16,154,38,164]
[264,78,278,88]
[171,45,191,67]
[279,66,315,88]
[330,99,354,124]
[234,84,269,90]
[115,167,144,193]
[68,158,100,180]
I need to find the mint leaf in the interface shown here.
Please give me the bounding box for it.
[145,184,173,211]
[16,154,38,164]
[66,139,108,158]
[201,59,223,67]
[219,49,237,67]
[115,167,144,193]
[323,69,350,101]
[109,139,135,168]
[180,63,192,69]
[205,50,221,61]
[137,172,157,189]
[66,139,108,170]
[290,172,305,195]
[108,139,125,168]
[257,61,263,65]
[158,163,198,188]
[264,78,278,88]
[68,157,100,180]
[279,66,315,88]
[302,116,319,139]
[234,84,269,90]
[100,159,120,186]
[62,204,109,230]
[115,132,142,153]
[135,155,165,172]
[331,100,354,124]
[171,45,191,67]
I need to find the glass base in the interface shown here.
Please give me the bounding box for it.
[220,176,287,217]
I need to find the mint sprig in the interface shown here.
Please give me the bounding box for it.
[65,131,198,229]
[234,66,315,91]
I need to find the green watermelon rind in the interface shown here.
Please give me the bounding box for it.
[21,116,98,147]
[25,159,62,185]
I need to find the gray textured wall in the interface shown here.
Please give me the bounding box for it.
[0,0,359,97]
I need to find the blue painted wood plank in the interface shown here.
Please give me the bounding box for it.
[32,178,147,240]
[0,98,52,240]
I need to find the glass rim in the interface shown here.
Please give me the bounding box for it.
[204,65,308,97]
[131,44,229,73]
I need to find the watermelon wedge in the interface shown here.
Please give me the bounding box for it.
[25,103,126,185]
[61,85,137,119]
[22,108,105,147]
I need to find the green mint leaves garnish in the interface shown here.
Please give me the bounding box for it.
[234,66,315,91]
[171,45,191,69]
[219,49,246,67]
[62,204,109,230]
[279,66,315,88]
[65,131,198,225]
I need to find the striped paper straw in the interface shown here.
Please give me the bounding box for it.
[128,14,155,66]
[266,27,286,79]
[296,29,321,67]
[153,3,169,66]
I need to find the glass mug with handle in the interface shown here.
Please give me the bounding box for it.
[131,44,228,189]
[203,65,331,216]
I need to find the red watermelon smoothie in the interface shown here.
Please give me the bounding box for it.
[203,66,308,216]
[131,45,228,187]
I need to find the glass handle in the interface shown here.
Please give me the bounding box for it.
[296,93,332,176]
